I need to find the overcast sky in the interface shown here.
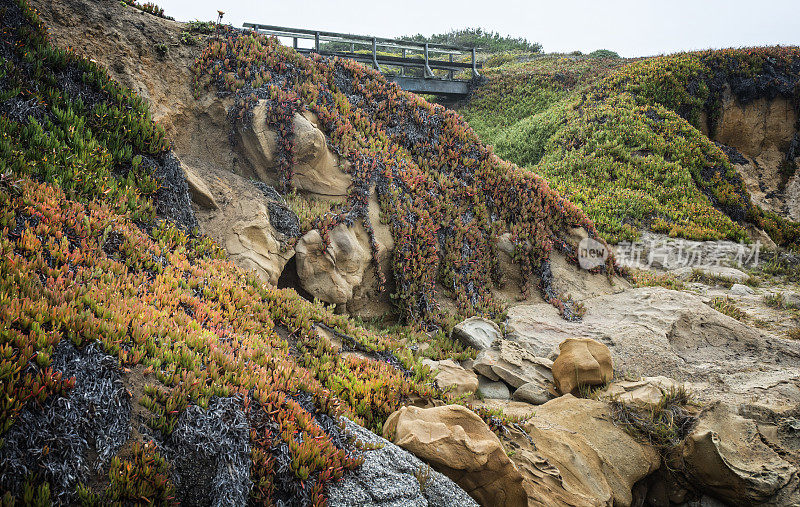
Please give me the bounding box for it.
[158,0,799,58]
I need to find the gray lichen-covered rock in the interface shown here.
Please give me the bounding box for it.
[452,316,501,351]
[165,396,252,507]
[0,341,130,503]
[477,375,511,400]
[327,417,477,507]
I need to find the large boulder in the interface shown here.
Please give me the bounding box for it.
[674,402,799,505]
[239,103,351,197]
[328,417,477,507]
[507,395,661,506]
[505,287,800,408]
[551,338,613,395]
[452,317,501,351]
[188,165,297,285]
[383,405,526,506]
[422,359,479,398]
[295,223,372,305]
[472,340,554,390]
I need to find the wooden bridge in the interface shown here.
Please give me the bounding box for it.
[243,23,483,99]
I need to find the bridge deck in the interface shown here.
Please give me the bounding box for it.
[243,23,482,98]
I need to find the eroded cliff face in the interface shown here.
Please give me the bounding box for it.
[702,85,800,221]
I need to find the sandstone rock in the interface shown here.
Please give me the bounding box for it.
[471,399,537,421]
[675,401,799,505]
[190,166,295,285]
[347,192,394,318]
[506,395,661,506]
[729,283,755,295]
[295,223,372,305]
[422,359,478,398]
[384,405,526,506]
[182,162,217,210]
[551,338,613,395]
[512,382,551,405]
[599,376,684,406]
[670,265,750,284]
[328,417,478,507]
[505,287,800,408]
[452,317,501,351]
[239,103,351,197]
[477,376,510,400]
[472,340,553,389]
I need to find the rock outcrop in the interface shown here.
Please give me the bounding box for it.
[187,165,298,285]
[239,104,352,198]
[705,86,800,222]
[295,223,372,306]
[328,417,477,507]
[507,395,661,507]
[674,402,799,505]
[599,376,685,406]
[505,287,800,408]
[551,338,613,395]
[384,405,527,506]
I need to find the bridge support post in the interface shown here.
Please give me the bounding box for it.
[449,54,454,80]
[372,37,382,72]
[471,48,480,79]
[424,43,434,78]
[314,31,320,53]
[401,48,406,76]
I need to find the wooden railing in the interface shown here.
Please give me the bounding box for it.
[242,23,482,83]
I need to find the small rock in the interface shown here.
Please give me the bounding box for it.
[472,341,553,389]
[551,338,613,395]
[512,382,551,405]
[599,376,685,406]
[452,317,501,351]
[182,163,218,210]
[477,376,510,399]
[729,283,754,295]
[422,359,479,398]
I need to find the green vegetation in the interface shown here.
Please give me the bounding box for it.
[709,296,748,322]
[628,270,686,291]
[121,0,172,19]
[321,27,542,55]
[0,0,593,502]
[459,48,800,248]
[399,28,542,53]
[0,1,480,503]
[588,49,620,59]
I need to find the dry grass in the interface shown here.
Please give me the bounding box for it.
[609,386,696,453]
[709,296,748,322]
